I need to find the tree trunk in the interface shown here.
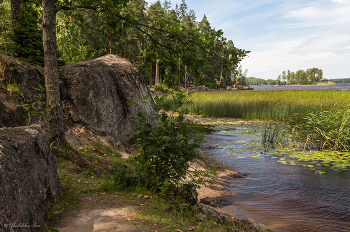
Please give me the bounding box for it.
[42,0,64,143]
[155,59,159,85]
[10,0,21,27]
[124,29,127,58]
[149,63,153,87]
[178,59,181,87]
[10,0,21,50]
[185,65,187,89]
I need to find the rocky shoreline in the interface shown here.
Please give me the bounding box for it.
[192,150,267,232]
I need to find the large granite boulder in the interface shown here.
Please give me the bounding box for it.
[0,86,23,128]
[0,55,44,101]
[0,55,44,128]
[59,54,156,144]
[0,125,62,232]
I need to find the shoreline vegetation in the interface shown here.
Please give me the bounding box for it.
[47,93,272,232]
[187,90,350,120]
[185,90,350,169]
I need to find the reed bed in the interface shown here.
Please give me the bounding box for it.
[188,90,350,120]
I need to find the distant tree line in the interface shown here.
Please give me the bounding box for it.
[329,78,350,83]
[276,68,323,85]
[246,68,324,85]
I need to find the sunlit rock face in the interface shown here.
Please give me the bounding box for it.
[59,54,156,144]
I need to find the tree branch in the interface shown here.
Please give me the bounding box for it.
[56,5,99,12]
[135,25,174,52]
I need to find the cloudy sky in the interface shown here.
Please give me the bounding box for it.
[156,0,350,80]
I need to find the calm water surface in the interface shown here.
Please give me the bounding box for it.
[200,123,350,232]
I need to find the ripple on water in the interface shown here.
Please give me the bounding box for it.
[200,123,350,232]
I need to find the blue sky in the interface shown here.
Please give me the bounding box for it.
[152,0,350,80]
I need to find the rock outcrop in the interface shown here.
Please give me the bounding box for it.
[59,54,156,145]
[0,54,44,101]
[198,203,267,232]
[0,87,23,128]
[0,125,62,231]
[0,54,157,146]
[0,55,45,128]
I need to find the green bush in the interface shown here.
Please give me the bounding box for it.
[21,81,53,123]
[109,158,140,188]
[205,82,218,89]
[154,83,169,93]
[127,93,213,195]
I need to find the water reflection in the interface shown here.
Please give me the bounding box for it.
[200,123,350,232]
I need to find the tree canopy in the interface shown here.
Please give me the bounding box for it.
[1,0,250,88]
[1,0,250,141]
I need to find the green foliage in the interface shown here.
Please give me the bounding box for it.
[331,78,350,83]
[0,0,11,54]
[130,111,201,189]
[0,0,45,66]
[3,81,23,98]
[109,158,140,188]
[276,68,323,85]
[56,10,98,65]
[127,92,211,195]
[154,83,170,93]
[245,77,268,85]
[53,0,249,87]
[204,82,218,89]
[21,82,53,123]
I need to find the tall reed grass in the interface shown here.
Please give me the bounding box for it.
[288,106,350,151]
[188,90,350,121]
[185,90,350,151]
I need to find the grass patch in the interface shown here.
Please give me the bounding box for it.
[132,197,232,232]
[187,90,350,120]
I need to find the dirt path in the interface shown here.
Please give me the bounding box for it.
[52,194,156,232]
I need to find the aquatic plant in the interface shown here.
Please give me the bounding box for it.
[288,105,350,151]
[262,123,289,147]
[187,90,350,120]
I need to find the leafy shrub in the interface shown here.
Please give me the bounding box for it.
[21,81,53,123]
[205,82,218,89]
[128,92,212,195]
[109,158,140,188]
[154,83,169,93]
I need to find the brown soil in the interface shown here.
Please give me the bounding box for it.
[195,150,243,207]
[50,194,157,232]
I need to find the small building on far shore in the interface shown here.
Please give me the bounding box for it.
[317,81,336,85]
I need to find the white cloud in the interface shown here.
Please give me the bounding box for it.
[282,0,350,27]
[291,31,350,54]
[340,45,350,50]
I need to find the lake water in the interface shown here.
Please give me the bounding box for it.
[200,122,350,232]
[250,83,350,91]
